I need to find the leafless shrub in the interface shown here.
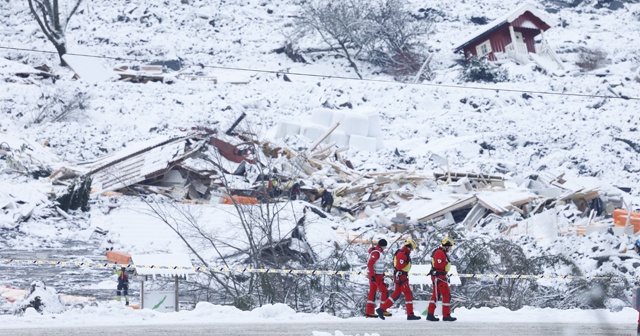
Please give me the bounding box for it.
[295,0,433,80]
[296,0,375,78]
[128,120,365,314]
[576,48,609,71]
[31,87,90,124]
[369,48,430,82]
[366,0,433,80]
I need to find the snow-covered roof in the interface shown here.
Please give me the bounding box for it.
[62,54,119,83]
[131,253,195,277]
[394,194,476,222]
[454,2,556,52]
[476,189,538,214]
[61,135,204,193]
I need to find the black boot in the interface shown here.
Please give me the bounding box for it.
[376,308,385,320]
[443,316,457,322]
[426,314,439,321]
[407,314,421,320]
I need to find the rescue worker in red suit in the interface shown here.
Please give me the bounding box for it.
[426,237,456,322]
[376,240,421,320]
[365,239,392,318]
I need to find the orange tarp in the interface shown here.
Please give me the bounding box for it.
[106,251,131,265]
[221,195,258,205]
[613,209,640,232]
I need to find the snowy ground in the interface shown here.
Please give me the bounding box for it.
[0,301,637,331]
[1,0,640,330]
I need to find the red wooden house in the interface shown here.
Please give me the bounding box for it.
[454,3,563,73]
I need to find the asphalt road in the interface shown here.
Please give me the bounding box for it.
[0,321,636,336]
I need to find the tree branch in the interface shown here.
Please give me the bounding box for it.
[28,0,56,42]
[63,0,83,31]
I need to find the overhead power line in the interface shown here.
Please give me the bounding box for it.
[1,45,638,101]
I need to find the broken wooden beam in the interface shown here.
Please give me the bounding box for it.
[226,112,247,135]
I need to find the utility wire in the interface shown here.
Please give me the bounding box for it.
[2,45,638,101]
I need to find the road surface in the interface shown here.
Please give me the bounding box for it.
[0,321,635,336]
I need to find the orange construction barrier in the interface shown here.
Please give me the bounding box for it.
[221,195,258,205]
[106,251,131,265]
[612,209,640,233]
[1,286,21,303]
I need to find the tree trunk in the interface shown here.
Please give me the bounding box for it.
[55,43,67,66]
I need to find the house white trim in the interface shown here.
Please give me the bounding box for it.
[476,40,493,57]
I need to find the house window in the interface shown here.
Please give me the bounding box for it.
[475,40,492,57]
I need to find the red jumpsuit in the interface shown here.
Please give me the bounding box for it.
[365,245,389,315]
[379,245,415,316]
[427,246,452,317]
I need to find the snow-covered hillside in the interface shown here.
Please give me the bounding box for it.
[1,0,640,314]
[1,0,638,187]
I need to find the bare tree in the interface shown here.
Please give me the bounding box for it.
[367,0,434,81]
[27,0,83,65]
[297,0,378,79]
[295,0,433,81]
[87,114,374,314]
[31,86,91,124]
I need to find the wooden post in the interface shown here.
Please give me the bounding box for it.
[309,122,340,152]
[624,201,633,233]
[635,287,640,336]
[141,275,146,309]
[175,276,179,312]
[509,26,517,48]
[225,112,247,135]
[413,53,433,84]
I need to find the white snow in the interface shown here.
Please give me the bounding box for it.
[1,0,640,332]
[0,301,637,329]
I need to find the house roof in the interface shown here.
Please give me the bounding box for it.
[454,2,556,53]
[62,54,119,83]
[131,253,195,277]
[60,135,206,193]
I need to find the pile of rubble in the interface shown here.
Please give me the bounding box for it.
[2,113,635,242]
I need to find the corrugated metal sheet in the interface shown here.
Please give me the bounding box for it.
[63,135,205,193]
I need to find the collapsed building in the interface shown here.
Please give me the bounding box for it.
[1,111,635,245]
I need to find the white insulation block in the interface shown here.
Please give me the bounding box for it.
[310,108,335,127]
[349,134,378,152]
[342,113,369,137]
[329,131,350,147]
[301,124,327,142]
[367,113,382,137]
[275,121,301,138]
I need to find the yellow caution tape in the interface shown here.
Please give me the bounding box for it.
[0,258,629,280]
